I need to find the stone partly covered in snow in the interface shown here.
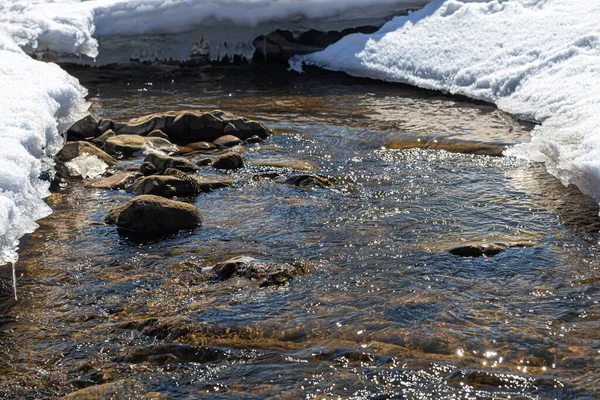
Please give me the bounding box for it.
[144,153,199,174]
[56,141,117,166]
[86,173,137,190]
[105,195,201,234]
[211,256,311,287]
[103,135,178,158]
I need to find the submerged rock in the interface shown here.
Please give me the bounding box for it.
[104,135,177,158]
[163,168,234,192]
[113,344,224,366]
[105,195,201,234]
[211,256,310,287]
[282,174,333,188]
[448,242,533,258]
[62,380,142,399]
[56,141,117,166]
[144,153,198,173]
[211,151,244,170]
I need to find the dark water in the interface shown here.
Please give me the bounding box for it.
[1,66,599,399]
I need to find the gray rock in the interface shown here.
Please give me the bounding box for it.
[213,134,243,148]
[105,195,201,234]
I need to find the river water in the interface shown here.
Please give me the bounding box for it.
[1,65,599,399]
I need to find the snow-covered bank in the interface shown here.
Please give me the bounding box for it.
[293,0,600,202]
[0,38,87,265]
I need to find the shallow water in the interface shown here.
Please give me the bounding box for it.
[1,65,599,399]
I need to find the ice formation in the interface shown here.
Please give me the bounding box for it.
[293,0,600,202]
[65,154,109,179]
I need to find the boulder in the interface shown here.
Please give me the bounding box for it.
[144,153,198,173]
[91,129,116,146]
[56,142,117,166]
[211,152,244,170]
[129,176,196,197]
[105,195,201,234]
[213,135,243,148]
[104,135,177,158]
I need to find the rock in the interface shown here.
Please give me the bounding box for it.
[56,142,117,166]
[228,144,249,154]
[446,371,505,389]
[129,176,197,197]
[113,344,224,366]
[250,158,318,171]
[122,110,271,143]
[104,135,177,158]
[187,141,217,151]
[85,173,136,190]
[66,113,114,141]
[196,158,213,166]
[448,244,506,258]
[91,129,116,146]
[144,153,198,173]
[62,380,141,399]
[163,168,234,192]
[146,129,169,140]
[211,152,244,170]
[246,135,266,144]
[140,161,158,176]
[282,174,333,188]
[211,256,310,287]
[105,195,201,234]
[213,134,243,148]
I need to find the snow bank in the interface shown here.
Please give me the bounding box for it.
[0,34,88,265]
[2,0,430,64]
[293,0,600,202]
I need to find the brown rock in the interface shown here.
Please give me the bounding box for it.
[146,129,169,140]
[282,174,333,188]
[213,135,243,148]
[187,141,217,151]
[211,152,244,170]
[91,129,116,146]
[56,142,117,166]
[66,113,114,141]
[104,135,177,158]
[140,161,158,176]
[105,195,201,234]
[62,380,141,399]
[144,153,198,173]
[211,256,310,287]
[86,173,136,190]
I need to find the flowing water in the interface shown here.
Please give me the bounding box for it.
[1,65,599,399]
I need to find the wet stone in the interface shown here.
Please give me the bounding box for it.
[282,174,333,188]
[129,175,197,197]
[144,152,199,173]
[448,242,533,258]
[56,141,117,166]
[105,195,201,234]
[146,129,169,140]
[246,135,266,144]
[211,256,311,287]
[91,129,116,146]
[85,173,136,190]
[139,161,158,176]
[113,344,225,366]
[213,134,243,148]
[103,135,177,158]
[187,141,217,151]
[446,370,505,388]
[212,151,244,170]
[62,380,142,400]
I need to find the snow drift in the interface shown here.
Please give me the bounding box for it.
[293,0,600,203]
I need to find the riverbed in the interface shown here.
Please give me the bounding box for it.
[0,65,598,399]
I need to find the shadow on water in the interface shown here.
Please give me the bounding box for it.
[0,65,599,399]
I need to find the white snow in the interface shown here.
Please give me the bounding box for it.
[293,0,600,202]
[0,33,87,266]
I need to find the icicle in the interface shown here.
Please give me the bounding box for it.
[11,261,17,301]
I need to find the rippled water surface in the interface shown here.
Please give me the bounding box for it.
[1,65,599,399]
